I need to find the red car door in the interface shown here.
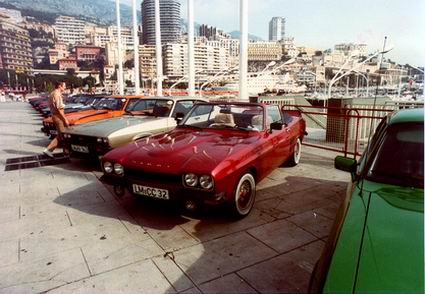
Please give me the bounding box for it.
[266,105,292,166]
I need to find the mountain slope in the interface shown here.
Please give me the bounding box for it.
[229,31,263,41]
[0,0,137,25]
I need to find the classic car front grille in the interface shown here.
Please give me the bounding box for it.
[68,135,98,145]
[126,168,182,185]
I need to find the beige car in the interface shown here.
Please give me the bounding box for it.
[62,96,205,158]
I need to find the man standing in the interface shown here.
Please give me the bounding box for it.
[43,81,69,157]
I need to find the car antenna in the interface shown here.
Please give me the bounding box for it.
[352,38,389,292]
[358,36,388,197]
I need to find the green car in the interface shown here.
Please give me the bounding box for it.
[309,108,424,293]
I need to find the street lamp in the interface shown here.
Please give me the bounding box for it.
[169,69,205,96]
[327,50,360,98]
[259,61,277,75]
[265,58,296,76]
[327,46,394,99]
[199,65,239,97]
[352,69,369,97]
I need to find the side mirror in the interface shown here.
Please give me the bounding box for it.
[270,122,283,132]
[334,156,357,180]
[175,112,185,124]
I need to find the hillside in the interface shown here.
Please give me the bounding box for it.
[0,0,137,25]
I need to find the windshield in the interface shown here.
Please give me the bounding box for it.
[125,99,173,117]
[182,104,264,131]
[367,123,424,189]
[93,97,126,110]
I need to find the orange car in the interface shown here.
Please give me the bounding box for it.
[41,95,144,137]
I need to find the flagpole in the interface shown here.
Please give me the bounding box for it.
[154,0,163,96]
[115,0,124,95]
[132,0,140,95]
[187,0,195,96]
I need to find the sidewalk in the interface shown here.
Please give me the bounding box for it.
[0,102,349,293]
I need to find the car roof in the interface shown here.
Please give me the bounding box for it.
[196,100,266,107]
[104,95,145,99]
[143,96,207,101]
[388,108,424,125]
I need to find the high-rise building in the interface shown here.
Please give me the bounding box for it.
[54,16,85,45]
[0,15,33,72]
[268,17,285,42]
[199,24,230,41]
[141,0,181,45]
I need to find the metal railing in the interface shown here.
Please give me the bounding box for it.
[282,102,423,159]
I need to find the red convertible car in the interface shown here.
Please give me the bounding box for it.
[101,102,306,217]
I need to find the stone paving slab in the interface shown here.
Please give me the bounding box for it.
[47,259,175,294]
[0,102,350,293]
[237,241,325,293]
[0,248,90,294]
[172,232,277,285]
[199,273,256,293]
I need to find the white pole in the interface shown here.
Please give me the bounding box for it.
[115,0,124,95]
[239,0,248,101]
[154,0,163,96]
[187,0,195,96]
[132,0,140,95]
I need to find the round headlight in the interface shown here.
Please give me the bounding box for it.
[184,173,198,187]
[103,161,113,173]
[97,138,102,143]
[103,138,108,143]
[199,175,213,190]
[114,163,124,175]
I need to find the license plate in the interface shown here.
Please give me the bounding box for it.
[71,144,89,153]
[50,130,57,135]
[132,184,169,200]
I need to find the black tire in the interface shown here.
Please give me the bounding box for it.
[286,138,302,166]
[230,173,256,218]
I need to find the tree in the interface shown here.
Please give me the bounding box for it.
[124,59,134,69]
[83,76,96,92]
[66,68,76,76]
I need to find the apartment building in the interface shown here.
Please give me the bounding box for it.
[248,42,282,61]
[54,16,85,45]
[75,45,101,62]
[163,43,230,79]
[0,15,33,72]
[139,44,156,80]
[334,43,368,57]
[206,38,240,57]
[282,37,298,58]
[105,41,127,66]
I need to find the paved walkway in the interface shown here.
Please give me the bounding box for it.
[0,101,349,293]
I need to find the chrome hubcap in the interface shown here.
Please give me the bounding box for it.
[238,180,251,209]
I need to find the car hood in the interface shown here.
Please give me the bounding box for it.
[105,127,262,176]
[67,109,110,121]
[355,183,424,293]
[64,115,165,137]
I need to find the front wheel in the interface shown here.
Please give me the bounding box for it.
[230,173,256,218]
[286,138,301,166]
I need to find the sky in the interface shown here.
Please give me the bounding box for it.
[118,0,425,66]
